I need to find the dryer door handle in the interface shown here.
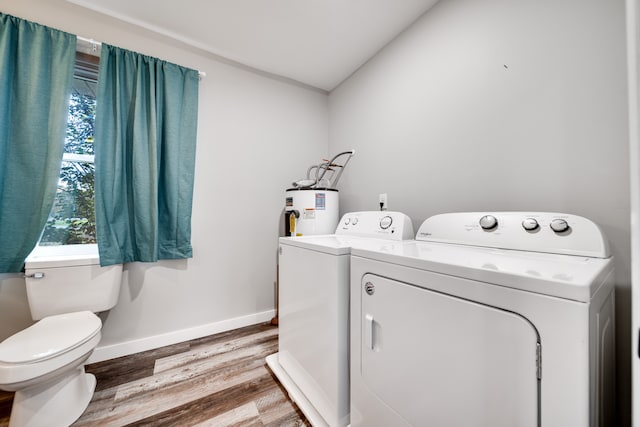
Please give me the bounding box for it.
[365,314,381,351]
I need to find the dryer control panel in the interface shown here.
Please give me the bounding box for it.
[336,211,414,241]
[416,212,610,258]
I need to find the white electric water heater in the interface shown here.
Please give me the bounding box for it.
[284,188,339,236]
[284,150,354,236]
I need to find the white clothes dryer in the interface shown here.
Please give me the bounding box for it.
[350,212,615,427]
[267,211,414,427]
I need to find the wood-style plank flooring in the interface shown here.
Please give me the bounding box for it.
[0,322,310,427]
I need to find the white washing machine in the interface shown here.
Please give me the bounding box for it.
[267,211,415,427]
[350,212,615,427]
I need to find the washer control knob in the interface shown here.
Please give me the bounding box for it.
[522,218,539,231]
[550,218,570,233]
[479,215,498,230]
[380,216,393,229]
[352,217,359,225]
[344,217,351,225]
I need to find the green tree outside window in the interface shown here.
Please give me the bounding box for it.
[40,81,97,246]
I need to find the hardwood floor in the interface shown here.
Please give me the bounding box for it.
[0,322,310,427]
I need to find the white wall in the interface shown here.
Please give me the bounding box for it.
[0,274,33,336]
[329,0,630,424]
[0,0,329,357]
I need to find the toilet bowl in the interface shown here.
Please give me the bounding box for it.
[0,244,122,427]
[0,312,102,426]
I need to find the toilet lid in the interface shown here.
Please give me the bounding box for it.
[0,311,101,364]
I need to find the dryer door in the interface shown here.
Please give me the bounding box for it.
[360,273,540,427]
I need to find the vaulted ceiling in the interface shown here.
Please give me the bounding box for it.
[67,0,440,91]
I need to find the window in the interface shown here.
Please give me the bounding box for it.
[39,50,99,246]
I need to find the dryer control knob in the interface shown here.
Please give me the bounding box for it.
[380,216,393,229]
[479,215,498,230]
[522,218,539,231]
[550,218,570,233]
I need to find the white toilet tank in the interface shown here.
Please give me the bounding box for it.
[24,244,123,320]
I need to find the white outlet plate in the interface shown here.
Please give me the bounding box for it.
[379,193,388,209]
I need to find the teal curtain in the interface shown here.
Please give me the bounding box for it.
[0,14,76,273]
[95,44,199,266]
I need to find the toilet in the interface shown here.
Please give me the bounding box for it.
[0,244,122,427]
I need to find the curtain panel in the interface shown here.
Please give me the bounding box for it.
[0,13,76,273]
[95,44,199,266]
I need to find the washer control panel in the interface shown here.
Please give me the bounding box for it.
[336,211,414,241]
[416,212,610,258]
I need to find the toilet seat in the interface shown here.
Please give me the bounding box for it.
[0,311,101,386]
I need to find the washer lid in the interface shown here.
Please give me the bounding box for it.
[0,311,101,364]
[351,241,613,303]
[279,235,413,256]
[279,235,363,255]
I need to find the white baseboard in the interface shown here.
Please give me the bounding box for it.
[88,309,276,364]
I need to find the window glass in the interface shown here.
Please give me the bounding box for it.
[39,52,98,246]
